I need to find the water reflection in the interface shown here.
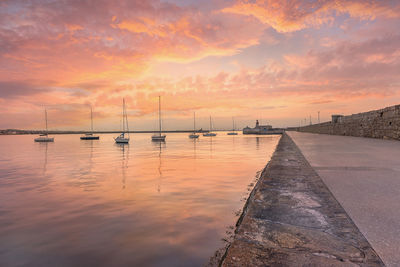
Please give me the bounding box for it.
[41,142,48,175]
[77,140,98,191]
[115,143,129,190]
[209,137,214,158]
[157,141,163,193]
[0,133,280,267]
[193,138,197,160]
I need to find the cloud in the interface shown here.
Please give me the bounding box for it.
[0,81,51,99]
[222,0,400,33]
[0,0,264,86]
[0,0,399,129]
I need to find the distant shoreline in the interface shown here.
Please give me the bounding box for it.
[0,129,222,135]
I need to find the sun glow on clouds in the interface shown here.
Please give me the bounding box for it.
[0,0,400,130]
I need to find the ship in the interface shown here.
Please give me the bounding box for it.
[242,120,284,135]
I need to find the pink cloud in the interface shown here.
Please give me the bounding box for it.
[222,0,400,33]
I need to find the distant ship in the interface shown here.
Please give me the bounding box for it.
[243,120,284,135]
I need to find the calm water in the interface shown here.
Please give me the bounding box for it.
[0,133,279,266]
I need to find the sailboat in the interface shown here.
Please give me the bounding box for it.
[80,106,100,140]
[203,116,217,136]
[189,112,199,138]
[34,108,54,142]
[227,117,238,135]
[114,98,130,144]
[152,96,166,142]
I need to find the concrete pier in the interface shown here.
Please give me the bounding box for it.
[288,132,400,266]
[219,133,383,266]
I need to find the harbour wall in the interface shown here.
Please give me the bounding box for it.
[295,104,400,140]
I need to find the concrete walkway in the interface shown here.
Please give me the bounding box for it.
[288,132,400,267]
[219,133,382,266]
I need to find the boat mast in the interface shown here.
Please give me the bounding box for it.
[193,112,196,133]
[125,99,129,136]
[158,96,162,136]
[45,108,48,135]
[232,117,234,132]
[209,116,212,132]
[90,106,93,133]
[122,98,125,133]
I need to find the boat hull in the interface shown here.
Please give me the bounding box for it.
[80,136,100,140]
[152,135,166,141]
[242,129,284,135]
[189,134,199,138]
[203,133,217,137]
[115,137,129,143]
[227,132,238,135]
[34,137,54,142]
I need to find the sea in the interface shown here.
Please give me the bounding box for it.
[0,132,279,266]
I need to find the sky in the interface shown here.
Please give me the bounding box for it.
[1,0,400,131]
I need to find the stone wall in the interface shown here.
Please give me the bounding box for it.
[296,104,400,140]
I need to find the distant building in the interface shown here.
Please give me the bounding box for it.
[243,120,283,135]
[331,115,344,123]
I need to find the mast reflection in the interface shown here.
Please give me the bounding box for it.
[116,143,129,189]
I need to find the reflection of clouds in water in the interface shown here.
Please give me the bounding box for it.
[0,133,280,267]
[68,140,99,191]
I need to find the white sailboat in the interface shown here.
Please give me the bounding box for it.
[114,98,130,144]
[34,108,54,142]
[81,106,100,140]
[152,96,166,142]
[203,116,217,136]
[227,117,238,135]
[189,112,199,139]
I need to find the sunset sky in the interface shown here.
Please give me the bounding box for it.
[1,0,400,131]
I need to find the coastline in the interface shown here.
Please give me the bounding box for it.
[211,133,383,266]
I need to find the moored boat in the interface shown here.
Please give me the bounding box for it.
[115,98,130,144]
[203,116,217,136]
[81,107,100,140]
[227,117,238,135]
[34,109,54,142]
[152,96,166,142]
[189,112,199,139]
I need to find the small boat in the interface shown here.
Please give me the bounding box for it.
[81,133,99,140]
[115,133,129,143]
[203,116,217,136]
[189,112,199,139]
[115,98,130,144]
[227,117,238,135]
[35,109,54,142]
[81,107,100,140]
[152,96,166,142]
